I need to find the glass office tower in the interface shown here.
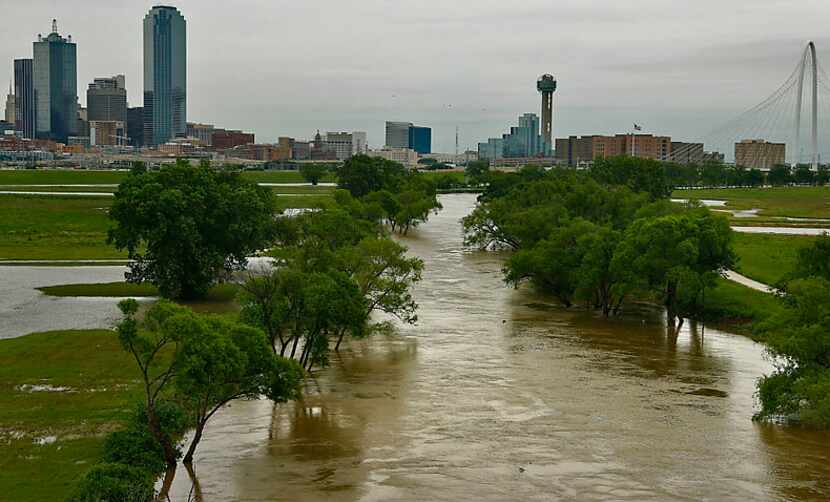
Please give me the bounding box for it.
[143,6,186,146]
[33,21,78,142]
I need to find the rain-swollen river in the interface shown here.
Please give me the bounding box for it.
[2,194,829,499]
[157,194,828,501]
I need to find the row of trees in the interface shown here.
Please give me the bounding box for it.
[72,157,438,499]
[755,235,830,428]
[463,157,734,327]
[665,162,830,188]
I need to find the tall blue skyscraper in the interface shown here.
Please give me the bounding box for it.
[143,6,186,146]
[14,58,35,139]
[33,20,77,142]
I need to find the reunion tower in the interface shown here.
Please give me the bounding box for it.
[537,74,557,153]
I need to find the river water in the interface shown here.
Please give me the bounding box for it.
[151,194,827,501]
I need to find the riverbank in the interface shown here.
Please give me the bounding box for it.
[0,329,149,501]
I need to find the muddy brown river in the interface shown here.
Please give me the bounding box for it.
[155,194,830,500]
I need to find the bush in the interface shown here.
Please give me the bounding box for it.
[66,463,154,502]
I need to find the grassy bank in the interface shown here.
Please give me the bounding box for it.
[673,186,830,219]
[0,329,151,501]
[698,277,786,337]
[732,233,814,285]
[0,195,123,260]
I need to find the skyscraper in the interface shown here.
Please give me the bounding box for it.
[14,58,35,138]
[87,75,127,123]
[33,19,78,142]
[4,82,15,125]
[385,121,411,148]
[143,6,186,146]
[408,126,431,154]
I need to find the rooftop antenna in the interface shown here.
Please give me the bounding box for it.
[52,19,57,34]
[455,126,459,157]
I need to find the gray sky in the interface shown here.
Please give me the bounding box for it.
[2,0,829,153]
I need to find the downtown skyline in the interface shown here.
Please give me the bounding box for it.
[2,1,830,153]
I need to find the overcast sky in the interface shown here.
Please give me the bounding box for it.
[2,0,829,153]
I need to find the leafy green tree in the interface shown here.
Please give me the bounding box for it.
[788,233,830,283]
[767,165,792,186]
[590,156,671,200]
[612,210,734,325]
[794,165,816,185]
[816,166,830,185]
[756,277,830,428]
[745,168,764,187]
[299,163,328,185]
[108,160,277,299]
[465,160,490,185]
[336,154,408,198]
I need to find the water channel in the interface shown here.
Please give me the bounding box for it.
[3,194,830,500]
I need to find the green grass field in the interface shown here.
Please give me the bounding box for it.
[701,277,787,337]
[731,233,815,285]
[0,195,124,260]
[673,186,830,219]
[0,329,151,501]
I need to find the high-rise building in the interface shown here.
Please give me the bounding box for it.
[408,126,431,154]
[352,131,367,155]
[87,76,127,123]
[385,121,412,148]
[479,113,545,160]
[143,6,186,146]
[33,20,78,142]
[554,134,672,165]
[735,139,786,170]
[4,82,15,125]
[14,59,35,139]
[127,107,144,147]
[325,132,354,160]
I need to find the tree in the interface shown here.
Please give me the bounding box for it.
[299,163,328,185]
[108,160,277,299]
[335,154,408,198]
[794,165,816,185]
[116,299,303,468]
[175,316,303,463]
[589,156,671,200]
[787,233,830,284]
[465,160,490,185]
[767,165,792,186]
[756,277,830,428]
[613,210,734,325]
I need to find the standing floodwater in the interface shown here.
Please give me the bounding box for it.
[161,193,829,501]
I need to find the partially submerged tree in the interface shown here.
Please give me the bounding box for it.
[108,159,277,299]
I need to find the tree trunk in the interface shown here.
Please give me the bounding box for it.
[183,420,205,465]
[147,405,178,468]
[334,328,347,352]
[155,467,177,502]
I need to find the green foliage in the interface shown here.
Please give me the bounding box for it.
[465,160,490,185]
[789,233,830,283]
[589,156,671,200]
[299,163,329,185]
[102,402,186,475]
[335,154,408,198]
[767,165,793,186]
[108,159,278,299]
[756,278,830,428]
[66,463,154,502]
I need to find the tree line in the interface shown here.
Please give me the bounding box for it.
[69,156,439,500]
[665,161,830,188]
[463,156,734,327]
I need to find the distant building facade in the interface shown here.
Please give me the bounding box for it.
[735,140,786,170]
[212,130,254,150]
[33,21,78,142]
[4,84,15,124]
[555,134,670,165]
[186,122,215,146]
[143,6,186,146]
[479,113,546,160]
[352,131,368,155]
[408,126,431,154]
[89,120,125,146]
[229,143,291,161]
[325,132,355,160]
[386,121,430,153]
[127,107,144,147]
[368,147,418,166]
[87,76,127,124]
[14,59,35,138]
